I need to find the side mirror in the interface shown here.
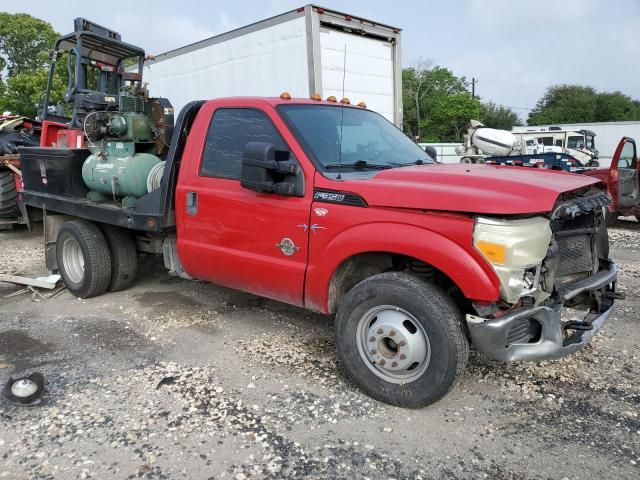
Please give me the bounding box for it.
[240,142,303,196]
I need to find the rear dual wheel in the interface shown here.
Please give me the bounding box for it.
[56,220,137,298]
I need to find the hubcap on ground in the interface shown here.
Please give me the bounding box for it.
[62,236,85,284]
[10,379,38,398]
[356,305,431,384]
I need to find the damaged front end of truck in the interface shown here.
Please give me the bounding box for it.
[466,189,618,361]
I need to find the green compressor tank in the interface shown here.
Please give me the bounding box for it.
[82,150,161,199]
[81,109,163,208]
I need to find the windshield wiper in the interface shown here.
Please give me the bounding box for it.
[325,160,392,170]
[393,159,432,167]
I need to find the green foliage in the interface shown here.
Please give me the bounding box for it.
[479,102,522,130]
[594,91,640,122]
[402,60,487,142]
[1,67,67,117]
[528,85,640,125]
[421,93,481,142]
[0,13,64,116]
[0,13,58,76]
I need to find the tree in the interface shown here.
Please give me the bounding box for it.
[402,60,474,141]
[595,91,640,122]
[421,93,481,142]
[528,84,640,125]
[479,102,521,130]
[402,58,433,140]
[528,85,598,125]
[0,68,67,117]
[0,13,58,77]
[0,13,64,116]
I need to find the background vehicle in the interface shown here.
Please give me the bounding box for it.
[513,121,640,167]
[514,127,598,165]
[140,5,403,126]
[18,18,618,409]
[457,120,598,166]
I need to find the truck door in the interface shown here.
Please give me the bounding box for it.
[610,138,639,209]
[176,104,312,306]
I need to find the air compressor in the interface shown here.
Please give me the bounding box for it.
[80,87,172,207]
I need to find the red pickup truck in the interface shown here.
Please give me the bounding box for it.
[20,96,618,408]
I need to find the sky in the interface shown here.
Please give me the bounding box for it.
[3,0,640,122]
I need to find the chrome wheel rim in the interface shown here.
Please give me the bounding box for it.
[62,236,84,284]
[356,305,431,384]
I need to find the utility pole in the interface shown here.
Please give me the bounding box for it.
[471,77,477,98]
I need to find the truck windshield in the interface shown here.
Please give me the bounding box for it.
[567,135,584,149]
[278,105,433,171]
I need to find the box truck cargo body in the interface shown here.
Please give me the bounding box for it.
[142,5,403,125]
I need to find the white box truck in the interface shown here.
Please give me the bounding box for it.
[142,5,403,126]
[512,121,640,166]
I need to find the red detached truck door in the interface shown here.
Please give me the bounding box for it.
[175,101,313,306]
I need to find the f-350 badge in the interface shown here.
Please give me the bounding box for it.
[276,238,300,256]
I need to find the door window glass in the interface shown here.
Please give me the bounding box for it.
[618,141,637,169]
[200,108,291,179]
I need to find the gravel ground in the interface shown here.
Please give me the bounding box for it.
[0,218,638,479]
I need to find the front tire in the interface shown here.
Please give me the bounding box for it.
[56,220,112,298]
[335,272,468,408]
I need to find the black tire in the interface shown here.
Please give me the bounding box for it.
[335,272,468,408]
[56,220,112,298]
[0,131,38,155]
[0,169,18,219]
[100,225,138,292]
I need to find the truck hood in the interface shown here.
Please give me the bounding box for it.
[319,164,602,215]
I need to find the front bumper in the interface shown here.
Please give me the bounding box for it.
[466,260,617,362]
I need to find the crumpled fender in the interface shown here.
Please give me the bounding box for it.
[304,222,501,313]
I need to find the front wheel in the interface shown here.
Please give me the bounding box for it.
[335,272,468,408]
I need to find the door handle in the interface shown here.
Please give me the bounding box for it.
[186,191,198,215]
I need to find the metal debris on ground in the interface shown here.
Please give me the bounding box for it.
[0,273,60,289]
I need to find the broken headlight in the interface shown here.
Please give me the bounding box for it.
[473,216,552,304]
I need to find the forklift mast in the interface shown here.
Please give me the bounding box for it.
[41,18,146,128]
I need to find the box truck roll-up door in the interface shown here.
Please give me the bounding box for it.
[319,27,395,123]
